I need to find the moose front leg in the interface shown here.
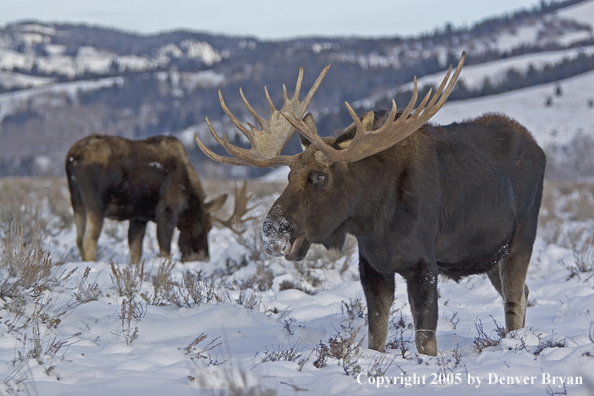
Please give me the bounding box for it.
[405,261,439,356]
[128,219,147,264]
[156,204,178,258]
[359,256,395,351]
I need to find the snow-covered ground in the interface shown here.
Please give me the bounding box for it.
[0,180,593,396]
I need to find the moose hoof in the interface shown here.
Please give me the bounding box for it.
[415,329,437,356]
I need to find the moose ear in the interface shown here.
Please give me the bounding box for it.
[205,194,227,213]
[298,113,317,151]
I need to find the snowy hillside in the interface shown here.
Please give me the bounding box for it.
[0,0,593,177]
[431,69,594,148]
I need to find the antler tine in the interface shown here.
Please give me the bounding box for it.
[213,180,259,234]
[281,109,328,151]
[265,86,276,114]
[219,134,294,167]
[283,52,466,164]
[346,76,420,147]
[196,65,330,168]
[301,64,330,109]
[197,118,292,167]
[239,88,266,131]
[410,83,432,118]
[292,67,304,102]
[421,54,465,120]
[194,121,251,166]
[218,90,253,142]
[387,52,464,136]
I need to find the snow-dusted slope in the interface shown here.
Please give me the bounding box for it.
[559,0,594,30]
[431,69,594,147]
[409,46,594,92]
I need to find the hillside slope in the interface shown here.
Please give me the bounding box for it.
[0,0,593,177]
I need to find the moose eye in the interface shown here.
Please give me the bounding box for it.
[310,172,328,186]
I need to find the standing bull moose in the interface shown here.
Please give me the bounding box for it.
[195,52,546,356]
[66,135,254,264]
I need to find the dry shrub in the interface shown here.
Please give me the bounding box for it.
[110,259,145,301]
[560,249,594,281]
[260,341,304,363]
[545,134,594,182]
[0,178,72,240]
[0,224,99,377]
[539,181,594,251]
[472,317,507,354]
[313,325,365,376]
[185,333,225,366]
[1,225,54,297]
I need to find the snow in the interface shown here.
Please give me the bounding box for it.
[0,182,593,396]
[558,0,594,31]
[180,40,223,65]
[0,76,124,122]
[0,48,34,71]
[0,71,55,90]
[15,23,57,36]
[263,66,594,179]
[0,38,223,78]
[495,23,542,55]
[347,52,594,150]
[431,69,594,148]
[117,55,162,73]
[401,46,594,92]
[1,10,594,394]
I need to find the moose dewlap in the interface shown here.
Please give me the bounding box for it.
[196,52,546,356]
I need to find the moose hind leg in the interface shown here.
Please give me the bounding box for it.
[74,210,87,259]
[68,182,87,259]
[359,257,394,352]
[82,211,104,261]
[489,223,536,332]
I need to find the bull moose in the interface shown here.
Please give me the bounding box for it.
[195,52,546,356]
[66,134,254,264]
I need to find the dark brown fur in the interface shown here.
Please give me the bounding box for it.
[263,111,546,356]
[65,134,226,264]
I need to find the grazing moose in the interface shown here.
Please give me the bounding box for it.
[66,134,254,264]
[195,52,546,356]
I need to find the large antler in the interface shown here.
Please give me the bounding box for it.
[282,52,466,164]
[212,180,259,234]
[195,65,330,167]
